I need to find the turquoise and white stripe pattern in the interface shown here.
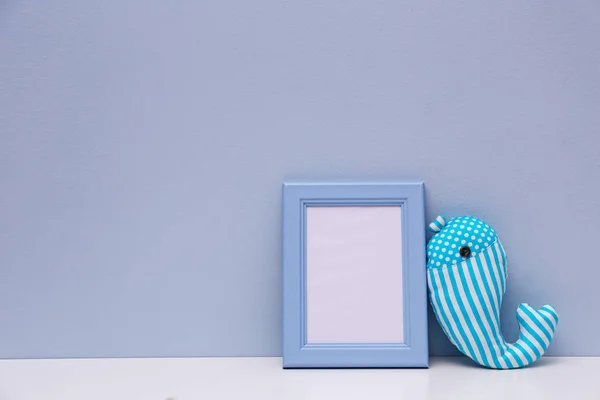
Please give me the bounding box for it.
[428,215,447,233]
[427,215,558,369]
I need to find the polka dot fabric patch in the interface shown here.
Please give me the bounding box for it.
[426,216,497,268]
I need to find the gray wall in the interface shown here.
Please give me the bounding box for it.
[1,0,598,358]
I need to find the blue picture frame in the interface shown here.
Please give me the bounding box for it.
[282,182,428,368]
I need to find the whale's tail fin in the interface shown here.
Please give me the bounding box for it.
[504,304,558,367]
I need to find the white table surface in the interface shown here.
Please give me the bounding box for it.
[0,357,598,400]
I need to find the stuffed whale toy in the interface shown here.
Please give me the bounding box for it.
[427,215,558,369]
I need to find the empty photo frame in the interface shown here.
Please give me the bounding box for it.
[282,182,428,368]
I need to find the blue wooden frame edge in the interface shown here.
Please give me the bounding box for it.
[282,182,428,368]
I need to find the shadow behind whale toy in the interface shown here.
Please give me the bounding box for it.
[426,215,558,369]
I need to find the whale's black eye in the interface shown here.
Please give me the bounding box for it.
[459,246,471,258]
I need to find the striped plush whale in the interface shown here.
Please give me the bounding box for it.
[427,215,558,369]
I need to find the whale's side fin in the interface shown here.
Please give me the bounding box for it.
[503,304,559,368]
